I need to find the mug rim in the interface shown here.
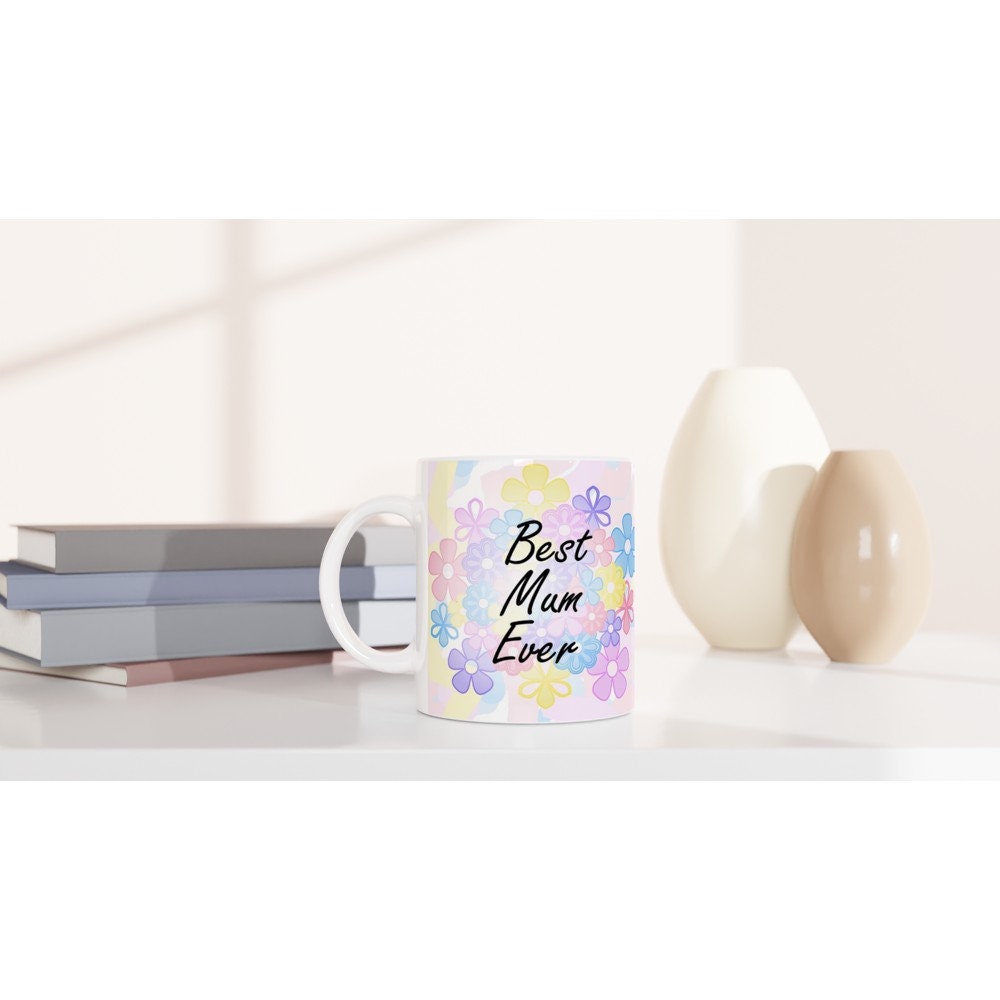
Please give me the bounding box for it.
[418,455,632,464]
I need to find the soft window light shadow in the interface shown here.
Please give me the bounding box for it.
[633,715,862,748]
[0,219,496,520]
[258,220,495,295]
[824,661,1000,688]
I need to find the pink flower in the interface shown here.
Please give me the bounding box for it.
[546,610,584,638]
[493,633,533,675]
[464,621,499,657]
[541,503,588,543]
[586,528,614,567]
[581,602,606,635]
[455,498,498,543]
[588,646,629,701]
[620,581,634,635]
[428,538,465,601]
[495,656,530,677]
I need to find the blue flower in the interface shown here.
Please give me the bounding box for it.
[577,565,605,606]
[462,582,497,626]
[556,633,602,675]
[611,513,635,577]
[490,508,525,558]
[572,485,612,529]
[429,602,458,648]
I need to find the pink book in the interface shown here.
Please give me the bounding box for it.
[0,646,407,687]
[0,649,334,687]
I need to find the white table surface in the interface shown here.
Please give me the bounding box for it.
[1,632,998,779]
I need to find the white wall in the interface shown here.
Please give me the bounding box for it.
[3,221,993,636]
[739,221,1000,635]
[0,221,739,636]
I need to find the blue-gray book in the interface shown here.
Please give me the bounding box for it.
[0,596,415,667]
[16,523,414,573]
[0,561,416,610]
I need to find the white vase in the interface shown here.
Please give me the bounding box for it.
[660,367,829,649]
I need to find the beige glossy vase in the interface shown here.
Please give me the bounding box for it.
[791,450,931,664]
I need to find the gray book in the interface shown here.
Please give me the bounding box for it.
[0,561,416,610]
[0,596,415,667]
[17,523,415,573]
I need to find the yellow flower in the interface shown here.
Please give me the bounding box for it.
[500,463,569,517]
[447,599,466,629]
[597,563,626,610]
[517,663,573,710]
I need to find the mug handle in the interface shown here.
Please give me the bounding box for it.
[319,496,420,674]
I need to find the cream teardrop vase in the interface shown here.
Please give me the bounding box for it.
[790,450,931,664]
[660,368,829,650]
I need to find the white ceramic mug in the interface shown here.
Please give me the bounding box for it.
[319,457,635,724]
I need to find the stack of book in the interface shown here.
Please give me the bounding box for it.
[0,524,415,686]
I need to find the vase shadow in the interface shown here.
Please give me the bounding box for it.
[698,463,818,647]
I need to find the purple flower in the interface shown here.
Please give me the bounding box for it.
[599,609,622,647]
[447,639,496,695]
[541,503,588,542]
[572,485,612,529]
[524,617,559,647]
[455,498,499,543]
[543,559,577,592]
[588,646,629,701]
[462,537,502,586]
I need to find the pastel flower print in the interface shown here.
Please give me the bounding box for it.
[541,503,588,542]
[611,513,635,577]
[428,538,465,602]
[446,598,466,629]
[557,633,602,675]
[490,508,526,556]
[577,565,605,606]
[572,485,612,529]
[517,663,573,710]
[494,644,531,676]
[600,609,623,648]
[500,463,569,517]
[597,563,626,611]
[586,528,614,567]
[620,581,635,635]
[462,537,502,587]
[448,639,496,695]
[544,559,577,593]
[464,620,500,657]
[524,617,559,647]
[589,646,629,701]
[546,609,584,638]
[462,582,498,626]
[581,602,607,635]
[455,497,498,543]
[429,602,459,648]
